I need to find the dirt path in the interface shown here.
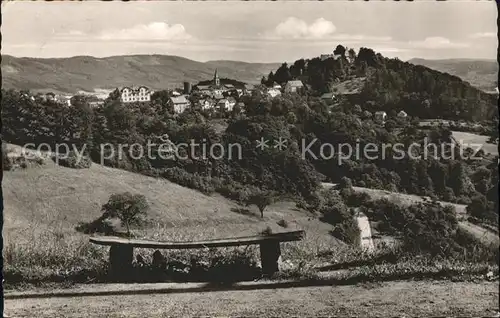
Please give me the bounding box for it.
[4,281,499,317]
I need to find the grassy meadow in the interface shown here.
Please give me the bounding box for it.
[451,131,498,156]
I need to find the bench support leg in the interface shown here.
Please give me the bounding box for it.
[259,242,281,276]
[109,245,133,280]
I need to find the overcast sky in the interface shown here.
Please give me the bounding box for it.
[2,1,497,63]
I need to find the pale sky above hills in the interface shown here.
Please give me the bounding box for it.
[2,1,497,63]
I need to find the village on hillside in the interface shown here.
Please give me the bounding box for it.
[26,64,411,127]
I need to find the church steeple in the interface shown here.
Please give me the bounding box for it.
[213,69,220,87]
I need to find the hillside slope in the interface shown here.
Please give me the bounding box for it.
[409,58,498,93]
[3,146,342,258]
[1,55,279,94]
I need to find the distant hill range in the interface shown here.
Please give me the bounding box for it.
[1,55,279,94]
[409,58,498,93]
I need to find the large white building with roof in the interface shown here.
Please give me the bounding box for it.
[120,86,153,103]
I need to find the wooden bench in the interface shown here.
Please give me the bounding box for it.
[89,230,305,276]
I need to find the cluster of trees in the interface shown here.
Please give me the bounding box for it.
[360,197,497,261]
[2,90,95,151]
[240,90,498,223]
[317,187,360,245]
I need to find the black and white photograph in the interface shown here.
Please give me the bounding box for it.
[1,1,499,317]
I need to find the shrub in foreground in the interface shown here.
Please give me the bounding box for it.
[277,219,289,228]
[315,189,361,245]
[467,194,498,225]
[101,192,150,236]
[2,144,13,171]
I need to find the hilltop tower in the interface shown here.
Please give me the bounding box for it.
[213,69,220,87]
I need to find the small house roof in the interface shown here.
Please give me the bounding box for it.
[170,96,190,104]
[286,80,304,87]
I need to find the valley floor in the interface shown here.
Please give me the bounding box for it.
[4,280,499,317]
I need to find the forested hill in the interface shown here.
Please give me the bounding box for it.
[263,46,497,122]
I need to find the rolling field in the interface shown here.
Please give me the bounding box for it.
[452,131,498,156]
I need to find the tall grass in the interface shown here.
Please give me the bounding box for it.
[4,230,108,287]
[4,222,498,289]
